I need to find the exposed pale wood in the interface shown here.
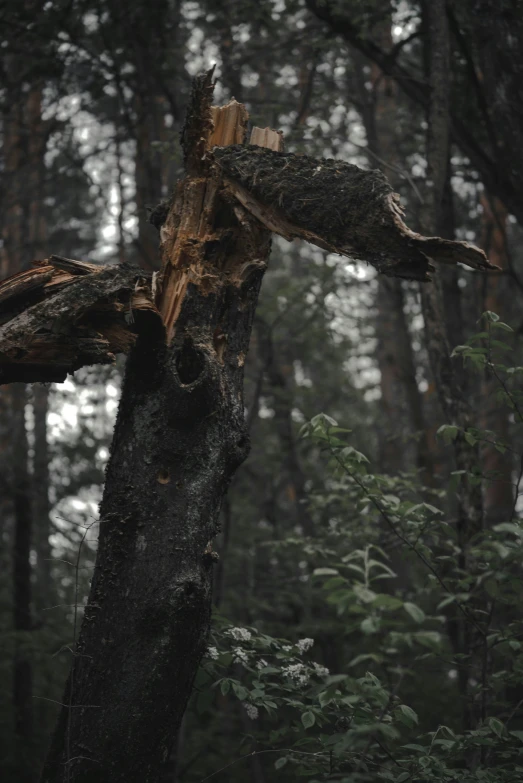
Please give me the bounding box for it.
[158,98,252,343]
[249,126,284,152]
[0,266,54,305]
[209,100,249,147]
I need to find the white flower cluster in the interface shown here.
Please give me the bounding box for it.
[256,658,268,670]
[296,638,314,653]
[282,663,310,686]
[232,647,249,665]
[313,662,329,677]
[206,646,219,660]
[282,645,293,652]
[226,627,252,642]
[244,703,259,720]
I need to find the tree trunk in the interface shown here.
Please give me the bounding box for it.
[33,384,53,612]
[478,195,514,525]
[256,317,315,536]
[11,383,34,781]
[420,0,483,736]
[40,75,276,783]
[351,14,431,476]
[1,61,46,782]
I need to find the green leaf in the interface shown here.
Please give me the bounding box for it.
[491,321,513,332]
[274,756,287,769]
[326,674,349,684]
[482,311,499,322]
[361,616,380,634]
[493,522,523,537]
[353,584,377,604]
[372,594,404,610]
[396,704,419,728]
[232,683,248,701]
[404,602,425,624]
[395,773,411,783]
[301,711,316,729]
[313,567,340,577]
[510,730,523,743]
[488,717,505,737]
[220,679,230,696]
[414,631,442,650]
[436,425,459,444]
[350,653,383,667]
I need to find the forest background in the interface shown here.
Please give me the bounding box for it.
[1,0,523,781]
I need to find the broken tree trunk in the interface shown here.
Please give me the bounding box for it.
[0,68,495,782]
[39,73,276,783]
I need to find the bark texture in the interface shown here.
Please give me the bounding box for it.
[11,383,34,781]
[32,383,53,611]
[420,0,484,736]
[214,145,495,281]
[40,73,273,783]
[0,257,159,384]
[352,9,431,475]
[478,195,514,525]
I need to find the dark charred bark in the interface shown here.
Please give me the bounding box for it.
[215,145,493,281]
[0,258,159,384]
[40,74,273,783]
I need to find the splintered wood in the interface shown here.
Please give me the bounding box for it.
[209,101,249,147]
[157,93,282,344]
[0,256,159,383]
[249,127,284,152]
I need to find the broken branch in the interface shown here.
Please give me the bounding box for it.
[213,145,498,281]
[0,257,160,384]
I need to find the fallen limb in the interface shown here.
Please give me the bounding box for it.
[213,145,498,281]
[0,256,160,383]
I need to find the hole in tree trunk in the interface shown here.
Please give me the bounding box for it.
[175,341,206,384]
[157,468,170,484]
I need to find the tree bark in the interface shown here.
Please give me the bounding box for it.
[11,383,34,782]
[351,11,431,476]
[478,195,514,525]
[420,0,483,736]
[40,74,275,783]
[32,384,53,612]
[256,317,315,536]
[1,59,47,783]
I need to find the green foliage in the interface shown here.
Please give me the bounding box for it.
[189,315,523,781]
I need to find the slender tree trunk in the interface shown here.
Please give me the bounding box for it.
[352,15,430,477]
[257,317,315,536]
[420,0,483,735]
[1,62,46,781]
[11,383,34,781]
[33,384,53,611]
[478,195,514,524]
